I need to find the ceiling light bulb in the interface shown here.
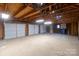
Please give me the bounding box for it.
[44,21,52,25]
[2,13,10,19]
[36,19,44,23]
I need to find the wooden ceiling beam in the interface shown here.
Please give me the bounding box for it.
[27,16,41,23]
[54,5,76,12]
[53,8,79,16]
[13,4,25,16]
[23,4,78,23]
[71,4,79,8]
[18,10,36,20]
[15,6,33,18]
[23,10,40,18]
[21,4,53,20]
[0,4,5,12]
[5,3,78,23]
[57,17,79,24]
[28,14,41,20]
[22,14,41,22]
[6,3,25,16]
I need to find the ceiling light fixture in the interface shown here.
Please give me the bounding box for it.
[1,13,10,20]
[36,19,44,23]
[44,21,52,25]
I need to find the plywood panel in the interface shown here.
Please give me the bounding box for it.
[0,22,4,40]
[71,22,78,36]
[67,22,78,36]
[0,4,5,11]
[15,6,33,18]
[24,11,40,18]
[7,3,24,15]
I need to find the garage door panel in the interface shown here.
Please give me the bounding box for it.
[35,25,39,34]
[5,23,16,39]
[5,23,26,39]
[40,25,46,33]
[28,24,35,35]
[29,24,39,35]
[17,24,25,37]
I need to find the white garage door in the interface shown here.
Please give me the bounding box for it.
[35,25,39,34]
[5,23,26,39]
[28,24,40,35]
[28,24,35,35]
[4,23,17,39]
[17,24,25,37]
[40,25,46,33]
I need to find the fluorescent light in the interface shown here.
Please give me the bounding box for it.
[36,19,44,23]
[44,21,52,25]
[57,25,60,28]
[2,13,10,20]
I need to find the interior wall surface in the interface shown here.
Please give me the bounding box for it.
[0,22,4,40]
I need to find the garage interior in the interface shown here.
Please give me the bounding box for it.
[0,3,79,56]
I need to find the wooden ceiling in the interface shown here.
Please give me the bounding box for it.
[0,3,79,24]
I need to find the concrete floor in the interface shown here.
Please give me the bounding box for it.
[0,34,79,56]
